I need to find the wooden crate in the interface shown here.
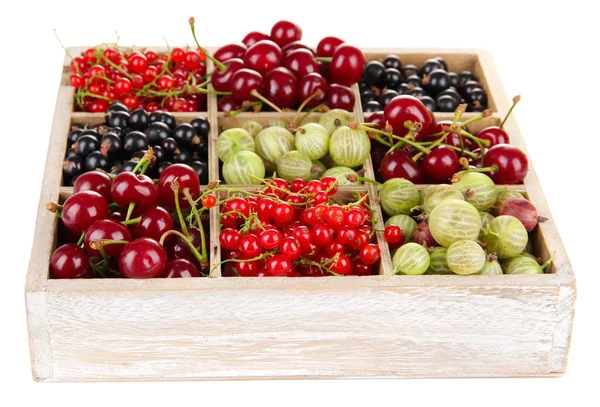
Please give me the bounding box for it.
[25,48,575,381]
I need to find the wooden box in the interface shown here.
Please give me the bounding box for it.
[25,48,576,381]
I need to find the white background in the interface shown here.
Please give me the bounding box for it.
[1,1,598,406]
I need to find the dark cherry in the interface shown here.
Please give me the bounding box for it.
[424,69,450,95]
[164,226,206,265]
[326,84,355,111]
[62,191,109,233]
[211,58,245,92]
[73,171,113,202]
[85,151,111,172]
[316,36,344,57]
[158,163,200,208]
[420,58,444,77]
[329,44,365,86]
[129,108,149,130]
[189,160,209,184]
[242,31,269,48]
[436,94,459,112]
[264,67,298,109]
[134,206,174,242]
[50,244,93,279]
[422,146,459,181]
[270,20,302,47]
[284,48,318,78]
[84,219,132,256]
[100,133,123,157]
[318,61,331,81]
[383,95,435,137]
[230,68,265,102]
[173,123,197,148]
[244,40,282,75]
[214,43,247,62]
[379,150,424,183]
[111,172,158,211]
[190,117,211,137]
[363,60,386,88]
[363,101,382,113]
[123,131,148,154]
[119,238,167,278]
[217,95,242,112]
[383,54,402,70]
[402,64,418,78]
[297,73,327,107]
[366,111,385,128]
[106,111,130,128]
[282,41,314,55]
[384,68,403,91]
[162,259,201,278]
[476,126,510,146]
[483,144,529,184]
[74,135,99,157]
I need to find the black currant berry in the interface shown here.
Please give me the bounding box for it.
[65,148,78,159]
[100,133,123,157]
[448,72,460,89]
[438,87,461,103]
[106,111,130,129]
[129,108,149,131]
[384,68,403,91]
[436,94,459,112]
[424,69,450,95]
[361,90,377,103]
[121,160,138,173]
[383,54,402,70]
[80,128,100,141]
[68,128,83,145]
[380,89,400,107]
[402,64,418,78]
[363,100,382,113]
[420,58,444,77]
[74,135,99,157]
[63,156,83,181]
[363,61,386,88]
[467,88,487,108]
[123,131,148,155]
[358,82,369,93]
[172,148,192,163]
[107,102,129,114]
[419,96,437,112]
[146,121,171,145]
[173,123,197,148]
[398,83,411,95]
[190,117,211,137]
[161,138,179,156]
[463,80,482,95]
[192,137,208,159]
[85,151,111,172]
[433,56,447,71]
[152,145,165,162]
[409,87,425,98]
[406,75,422,89]
[156,111,176,129]
[459,71,476,86]
[189,160,208,184]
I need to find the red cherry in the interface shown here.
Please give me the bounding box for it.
[244,40,282,75]
[422,146,459,181]
[119,238,167,278]
[270,20,302,47]
[329,45,364,86]
[157,164,200,208]
[50,244,93,279]
[134,206,174,242]
[62,191,109,233]
[264,67,298,109]
[384,95,435,137]
[326,84,355,111]
[283,49,318,78]
[163,227,206,265]
[316,36,344,58]
[84,219,132,257]
[367,112,385,128]
[297,73,327,107]
[476,126,510,147]
[266,254,294,276]
[73,171,113,202]
[230,68,265,102]
[214,43,247,62]
[211,58,245,92]
[242,31,269,48]
[162,259,201,278]
[282,41,314,56]
[412,222,438,248]
[379,150,425,183]
[483,144,529,184]
[218,95,242,112]
[111,172,158,212]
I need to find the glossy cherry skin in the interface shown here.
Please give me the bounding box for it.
[316,36,344,57]
[111,172,158,212]
[218,95,242,112]
[366,111,385,128]
[62,191,109,233]
[282,41,314,56]
[264,67,298,109]
[73,171,113,203]
[119,237,167,278]
[214,43,247,62]
[329,44,365,86]
[50,244,94,279]
[476,126,510,147]
[297,73,327,107]
[164,226,206,265]
[422,146,459,181]
[134,206,174,242]
[161,259,201,278]
[230,68,265,102]
[211,58,245,92]
[379,150,425,183]
[242,31,269,48]
[326,84,355,111]
[157,163,200,208]
[483,144,529,184]
[283,49,318,78]
[270,20,302,48]
[244,40,282,75]
[384,95,435,137]
[84,219,132,256]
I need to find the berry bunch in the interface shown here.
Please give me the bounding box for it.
[217,177,380,277]
[63,103,210,186]
[360,55,488,113]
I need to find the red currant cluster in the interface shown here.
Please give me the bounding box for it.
[217,177,381,277]
[211,20,365,114]
[49,159,209,279]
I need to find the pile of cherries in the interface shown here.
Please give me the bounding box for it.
[364,95,528,184]
[218,177,381,277]
[359,55,488,113]
[50,161,210,279]
[212,20,364,113]
[66,41,209,113]
[63,102,209,186]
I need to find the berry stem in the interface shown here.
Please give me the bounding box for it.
[294,89,323,123]
[315,57,332,63]
[249,89,290,118]
[295,103,326,125]
[125,202,136,222]
[121,216,142,226]
[171,181,190,238]
[500,95,521,129]
[209,253,269,277]
[188,17,227,72]
[182,188,208,259]
[356,124,430,154]
[77,232,85,246]
[159,229,206,265]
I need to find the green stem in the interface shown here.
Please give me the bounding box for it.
[355,176,381,185]
[357,125,430,154]
[189,17,227,72]
[125,202,136,222]
[182,188,207,259]
[500,96,521,129]
[250,89,290,118]
[315,57,332,63]
[173,187,190,237]
[209,254,270,278]
[121,216,142,226]
[296,103,326,125]
[159,229,206,268]
[77,232,85,247]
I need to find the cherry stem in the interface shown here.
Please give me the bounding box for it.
[182,188,207,259]
[209,253,270,278]
[249,89,289,118]
[159,229,206,266]
[356,124,430,154]
[353,176,381,185]
[296,103,327,125]
[442,144,479,159]
[121,216,142,226]
[457,164,498,177]
[188,17,227,72]
[77,232,85,246]
[460,109,492,128]
[125,202,136,222]
[315,57,332,63]
[294,89,323,123]
[96,168,116,179]
[172,183,190,238]
[500,95,521,129]
[131,147,154,173]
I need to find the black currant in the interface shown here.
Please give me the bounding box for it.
[106,111,130,129]
[161,138,178,156]
[398,83,411,95]
[424,69,450,95]
[107,102,129,114]
[420,58,444,77]
[462,80,482,95]
[156,111,176,129]
[448,72,460,89]
[100,133,123,157]
[436,94,460,112]
[152,145,166,162]
[62,156,83,181]
[192,137,208,159]
[74,135,99,157]
[65,148,78,159]
[363,61,386,88]
[123,131,148,155]
[360,90,377,104]
[419,96,437,112]
[84,151,111,172]
[383,54,402,70]
[190,117,211,137]
[402,64,418,78]
[380,89,400,107]
[146,121,171,145]
[433,56,447,71]
[189,160,208,184]
[406,75,422,89]
[384,68,403,91]
[409,87,425,98]
[172,148,192,163]
[80,129,100,141]
[173,123,197,148]
[129,108,149,131]
[121,160,138,173]
[68,128,83,145]
[459,71,476,86]
[363,100,382,113]
[467,88,487,108]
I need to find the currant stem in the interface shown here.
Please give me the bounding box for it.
[182,188,207,259]
[500,95,521,129]
[188,17,227,72]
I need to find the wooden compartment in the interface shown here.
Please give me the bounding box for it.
[25,48,575,381]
